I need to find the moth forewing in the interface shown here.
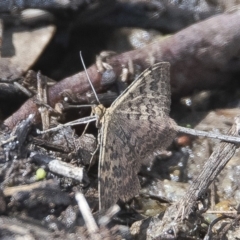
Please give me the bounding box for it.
[97,62,177,210]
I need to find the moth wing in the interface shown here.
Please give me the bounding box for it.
[98,62,177,210]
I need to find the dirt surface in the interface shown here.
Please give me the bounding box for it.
[1,1,240,239]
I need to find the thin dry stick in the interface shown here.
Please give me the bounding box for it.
[37,72,50,131]
[207,210,238,214]
[48,159,89,183]
[75,192,101,240]
[98,204,120,226]
[177,125,240,144]
[204,214,240,240]
[3,180,55,197]
[62,103,94,109]
[13,81,32,97]
[37,115,97,134]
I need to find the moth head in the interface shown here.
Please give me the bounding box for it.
[92,104,106,128]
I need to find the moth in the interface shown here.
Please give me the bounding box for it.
[36,56,240,210]
[95,62,177,210]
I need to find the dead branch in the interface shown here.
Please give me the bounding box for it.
[4,11,240,129]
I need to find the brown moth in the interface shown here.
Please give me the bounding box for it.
[95,62,177,210]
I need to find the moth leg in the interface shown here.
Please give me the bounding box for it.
[81,110,95,136]
[96,51,116,73]
[96,51,117,87]
[87,129,101,171]
[120,58,135,83]
[120,67,128,82]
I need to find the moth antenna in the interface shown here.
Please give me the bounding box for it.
[80,51,100,104]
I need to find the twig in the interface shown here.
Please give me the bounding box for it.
[204,214,240,240]
[206,210,238,214]
[3,179,57,197]
[98,204,120,226]
[36,115,97,134]
[177,125,240,144]
[48,159,89,184]
[37,72,50,131]
[30,153,89,184]
[13,81,32,97]
[75,192,101,240]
